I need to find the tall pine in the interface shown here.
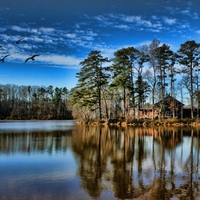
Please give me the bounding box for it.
[72,51,110,119]
[177,40,200,118]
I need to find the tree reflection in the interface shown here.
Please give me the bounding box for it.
[71,125,200,199]
[72,126,104,198]
[111,127,136,199]
[1,125,200,199]
[0,130,72,154]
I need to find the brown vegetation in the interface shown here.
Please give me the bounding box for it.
[76,117,200,127]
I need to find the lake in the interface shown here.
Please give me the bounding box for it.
[0,120,200,200]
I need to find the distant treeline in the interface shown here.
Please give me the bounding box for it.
[0,84,72,120]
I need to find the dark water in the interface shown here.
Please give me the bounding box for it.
[0,121,200,200]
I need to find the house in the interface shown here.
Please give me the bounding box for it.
[182,105,200,118]
[138,95,184,119]
[136,108,156,119]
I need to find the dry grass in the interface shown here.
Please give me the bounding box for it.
[76,117,200,127]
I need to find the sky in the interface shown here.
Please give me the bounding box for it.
[0,0,200,90]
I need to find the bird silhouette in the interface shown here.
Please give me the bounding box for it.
[0,45,5,50]
[25,54,40,63]
[0,54,10,62]
[15,37,26,44]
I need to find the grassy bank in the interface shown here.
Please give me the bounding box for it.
[76,118,200,127]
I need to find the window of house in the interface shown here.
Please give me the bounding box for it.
[165,111,172,117]
[143,110,147,115]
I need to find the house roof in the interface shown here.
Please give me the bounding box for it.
[154,95,184,107]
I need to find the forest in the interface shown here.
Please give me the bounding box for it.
[71,39,200,121]
[0,84,72,120]
[1,39,200,121]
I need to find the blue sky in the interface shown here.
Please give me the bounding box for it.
[0,0,200,89]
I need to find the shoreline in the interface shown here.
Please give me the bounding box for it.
[76,118,200,127]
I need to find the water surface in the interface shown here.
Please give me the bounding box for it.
[0,121,200,199]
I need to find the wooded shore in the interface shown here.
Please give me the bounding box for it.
[76,118,200,127]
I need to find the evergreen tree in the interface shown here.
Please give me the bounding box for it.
[111,47,140,117]
[72,51,110,119]
[177,40,200,118]
[155,44,175,117]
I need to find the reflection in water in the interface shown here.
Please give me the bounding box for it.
[0,130,72,154]
[72,125,200,199]
[0,122,200,199]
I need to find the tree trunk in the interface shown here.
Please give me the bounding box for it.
[123,87,126,117]
[190,66,194,119]
[98,87,102,119]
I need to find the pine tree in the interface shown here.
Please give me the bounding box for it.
[155,44,175,118]
[177,40,200,118]
[72,51,110,119]
[111,47,140,117]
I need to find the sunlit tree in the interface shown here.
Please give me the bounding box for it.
[72,50,110,119]
[111,47,140,117]
[155,44,175,118]
[144,39,160,118]
[177,40,200,118]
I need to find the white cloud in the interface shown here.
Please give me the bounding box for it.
[95,15,109,22]
[0,27,6,32]
[149,28,160,33]
[98,40,153,59]
[66,33,76,38]
[10,25,38,33]
[37,54,82,68]
[95,13,164,32]
[152,15,159,20]
[10,25,26,32]
[123,15,141,23]
[193,12,199,19]
[114,24,130,30]
[180,9,198,19]
[181,10,190,15]
[86,30,98,37]
[164,17,177,25]
[39,27,55,33]
[181,24,189,29]
[82,36,94,41]
[7,53,82,69]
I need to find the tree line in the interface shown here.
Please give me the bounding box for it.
[0,84,72,120]
[1,39,199,121]
[71,39,200,121]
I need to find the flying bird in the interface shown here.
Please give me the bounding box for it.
[0,54,10,62]
[0,45,5,50]
[15,37,26,44]
[25,54,40,63]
